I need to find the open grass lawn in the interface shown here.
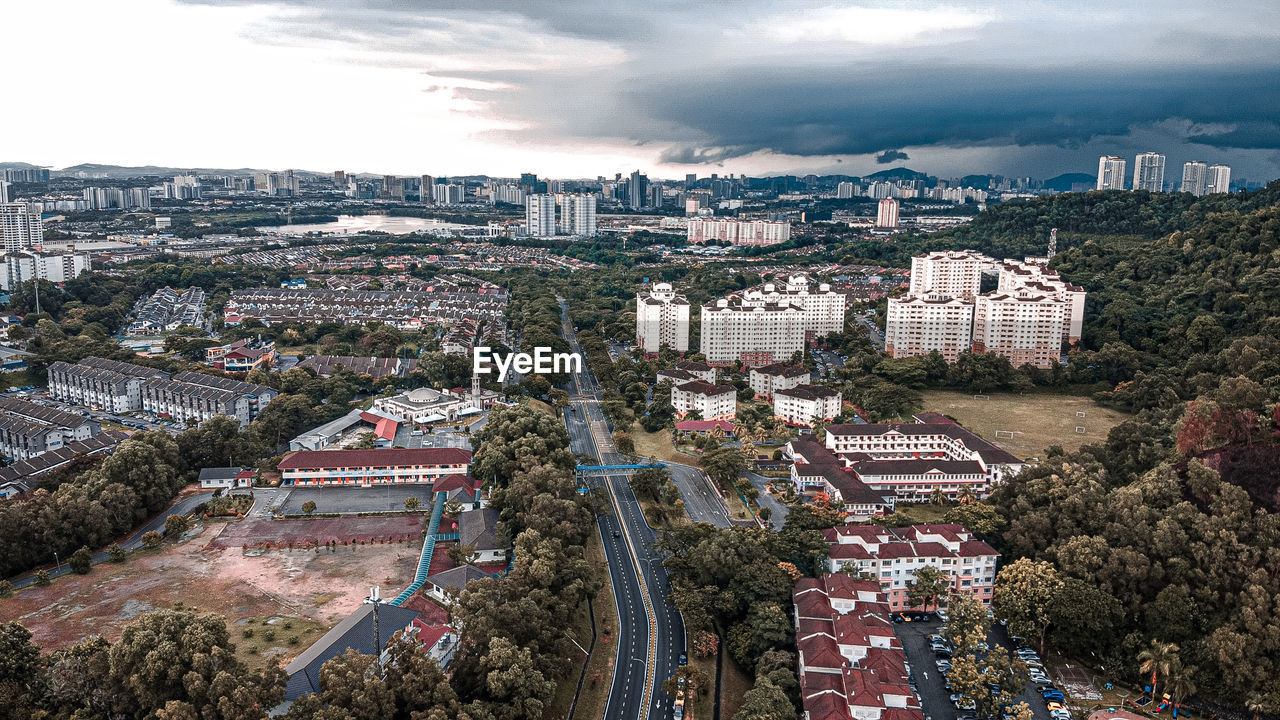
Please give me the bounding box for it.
[718,655,753,719]
[884,503,950,525]
[920,390,1129,459]
[231,614,330,674]
[629,426,690,464]
[525,397,558,417]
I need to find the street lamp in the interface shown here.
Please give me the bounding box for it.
[53,551,60,572]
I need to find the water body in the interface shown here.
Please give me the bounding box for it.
[257,215,471,236]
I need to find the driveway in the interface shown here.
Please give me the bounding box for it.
[742,470,789,529]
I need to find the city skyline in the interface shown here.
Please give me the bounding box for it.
[4,0,1280,182]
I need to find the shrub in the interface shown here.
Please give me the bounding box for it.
[165,514,191,537]
[302,500,317,514]
[141,531,163,549]
[34,570,51,587]
[0,580,13,598]
[107,544,127,563]
[263,630,276,641]
[242,628,255,638]
[69,546,92,574]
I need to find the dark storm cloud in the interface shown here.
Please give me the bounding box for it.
[876,150,910,164]
[177,0,1280,177]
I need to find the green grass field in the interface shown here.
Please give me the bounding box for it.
[920,390,1129,459]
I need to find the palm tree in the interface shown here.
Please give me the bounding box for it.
[1166,663,1196,714]
[957,485,977,505]
[1137,639,1180,697]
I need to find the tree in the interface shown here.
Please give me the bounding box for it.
[352,431,378,449]
[0,580,11,598]
[732,675,796,720]
[662,665,711,701]
[107,543,127,562]
[69,545,93,574]
[993,558,1063,653]
[1138,639,1181,697]
[301,500,316,515]
[905,565,950,612]
[942,503,1007,537]
[944,591,989,654]
[34,570,51,586]
[404,496,421,511]
[141,531,163,549]
[700,445,746,488]
[630,467,670,503]
[447,544,477,566]
[164,514,190,538]
[613,431,635,455]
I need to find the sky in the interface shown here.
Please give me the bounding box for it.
[5,0,1280,183]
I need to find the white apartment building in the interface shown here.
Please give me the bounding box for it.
[996,259,1085,346]
[636,283,690,353]
[1,202,42,253]
[141,371,277,427]
[876,197,899,228]
[1182,161,1208,196]
[525,194,556,237]
[972,289,1066,369]
[908,250,994,298]
[836,181,855,199]
[670,380,736,420]
[700,293,805,366]
[560,193,597,236]
[0,251,92,291]
[753,274,847,337]
[433,183,466,205]
[774,384,841,427]
[749,363,810,399]
[884,294,974,363]
[1208,164,1232,194]
[1097,155,1127,190]
[686,218,790,247]
[822,524,999,611]
[1133,152,1166,192]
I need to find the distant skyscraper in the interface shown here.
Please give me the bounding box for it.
[0,181,10,203]
[628,170,648,208]
[420,175,435,203]
[561,194,597,236]
[836,181,854,199]
[1096,156,1127,190]
[525,194,556,236]
[1207,164,1232,194]
[1181,161,1208,196]
[1,202,43,252]
[685,173,697,186]
[1133,152,1166,192]
[648,183,665,208]
[876,197,899,229]
[383,175,403,200]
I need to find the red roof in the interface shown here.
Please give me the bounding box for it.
[433,474,482,493]
[277,448,472,470]
[412,618,451,649]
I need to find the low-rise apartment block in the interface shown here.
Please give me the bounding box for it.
[996,259,1086,346]
[297,355,418,379]
[748,363,810,399]
[909,250,994,298]
[141,371,277,427]
[47,356,169,413]
[773,384,841,427]
[823,523,999,611]
[700,293,805,366]
[224,284,507,332]
[670,380,737,420]
[659,361,716,385]
[277,447,472,486]
[794,574,924,720]
[126,286,209,336]
[0,397,101,461]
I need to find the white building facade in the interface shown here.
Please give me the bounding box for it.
[1,202,43,253]
[774,385,841,427]
[670,380,736,420]
[972,289,1067,369]
[700,294,805,366]
[1133,152,1166,192]
[525,194,556,237]
[636,283,690,353]
[686,218,790,247]
[884,294,975,363]
[1096,155,1127,190]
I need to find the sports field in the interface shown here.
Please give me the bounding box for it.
[920,390,1129,459]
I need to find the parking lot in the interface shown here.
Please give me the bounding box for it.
[276,486,438,515]
[896,616,1055,720]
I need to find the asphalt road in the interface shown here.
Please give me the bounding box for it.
[559,298,686,720]
[668,460,732,528]
[11,490,215,588]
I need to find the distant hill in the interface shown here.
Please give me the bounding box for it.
[55,163,272,178]
[863,167,931,182]
[1042,172,1095,192]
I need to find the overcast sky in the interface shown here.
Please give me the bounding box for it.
[6,0,1280,182]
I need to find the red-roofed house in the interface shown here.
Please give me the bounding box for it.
[822,523,999,610]
[794,574,924,720]
[673,419,736,435]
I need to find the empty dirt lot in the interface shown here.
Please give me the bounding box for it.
[0,516,423,672]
